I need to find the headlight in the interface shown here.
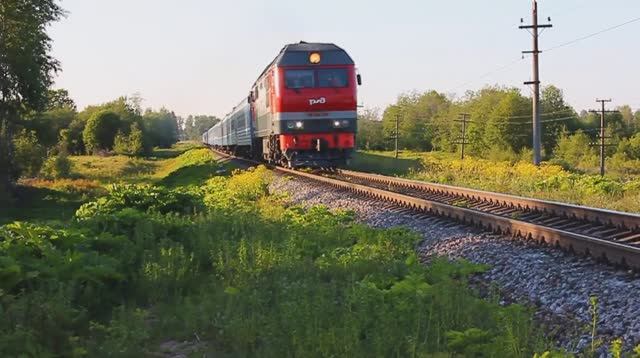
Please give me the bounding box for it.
[333,120,350,128]
[287,122,295,129]
[295,121,304,129]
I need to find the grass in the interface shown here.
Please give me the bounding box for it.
[348,151,423,176]
[70,155,161,184]
[348,150,640,213]
[0,166,555,357]
[7,144,637,356]
[151,141,201,158]
[68,141,205,185]
[0,185,86,225]
[1,143,224,224]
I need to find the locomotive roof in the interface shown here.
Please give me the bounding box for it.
[254,41,354,85]
[281,42,344,53]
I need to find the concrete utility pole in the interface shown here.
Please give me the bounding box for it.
[454,113,471,160]
[589,99,618,176]
[520,0,552,165]
[394,112,400,159]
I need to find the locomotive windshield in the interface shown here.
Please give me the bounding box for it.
[318,69,348,88]
[285,68,348,89]
[285,70,314,89]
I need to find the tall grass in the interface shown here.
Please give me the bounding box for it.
[0,166,552,356]
[350,151,640,213]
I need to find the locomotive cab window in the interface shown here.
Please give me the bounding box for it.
[285,70,314,89]
[318,69,348,88]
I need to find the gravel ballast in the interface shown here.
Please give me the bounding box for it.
[271,175,640,352]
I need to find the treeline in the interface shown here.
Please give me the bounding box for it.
[7,89,220,180]
[358,86,640,172]
[29,91,220,156]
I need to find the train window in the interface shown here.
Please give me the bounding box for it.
[285,70,314,89]
[318,69,348,88]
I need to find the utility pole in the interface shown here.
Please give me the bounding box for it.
[589,99,618,176]
[394,112,399,159]
[520,0,552,166]
[454,113,471,159]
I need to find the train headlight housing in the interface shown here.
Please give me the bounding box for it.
[309,52,321,64]
[295,121,304,129]
[286,122,295,129]
[332,120,350,128]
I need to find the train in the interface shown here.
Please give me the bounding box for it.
[202,41,361,168]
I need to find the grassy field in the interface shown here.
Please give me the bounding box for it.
[0,142,222,224]
[68,141,203,184]
[348,151,640,213]
[0,144,576,357]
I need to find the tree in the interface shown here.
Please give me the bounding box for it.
[113,122,144,156]
[460,86,530,155]
[183,115,220,140]
[13,129,47,178]
[381,91,450,151]
[46,89,76,111]
[128,122,144,156]
[0,0,64,197]
[356,108,385,150]
[553,130,597,170]
[143,108,179,148]
[540,85,576,156]
[83,111,122,153]
[63,118,86,154]
[77,96,140,128]
[113,130,129,155]
[30,107,76,148]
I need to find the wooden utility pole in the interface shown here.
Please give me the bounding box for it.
[520,0,552,165]
[454,113,471,159]
[589,99,618,176]
[394,112,400,159]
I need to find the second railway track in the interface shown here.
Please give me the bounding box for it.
[211,148,640,270]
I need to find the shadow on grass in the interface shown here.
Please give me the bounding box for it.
[121,160,157,176]
[347,151,422,176]
[159,163,230,188]
[0,186,85,225]
[153,142,203,159]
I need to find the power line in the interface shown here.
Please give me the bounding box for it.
[546,16,640,52]
[496,108,575,120]
[452,57,526,91]
[513,116,578,125]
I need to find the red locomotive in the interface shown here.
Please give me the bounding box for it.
[203,41,361,167]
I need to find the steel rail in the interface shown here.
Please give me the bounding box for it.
[337,169,640,230]
[209,148,640,269]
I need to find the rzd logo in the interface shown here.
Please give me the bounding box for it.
[309,97,326,106]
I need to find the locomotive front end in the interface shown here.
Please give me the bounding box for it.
[265,43,360,167]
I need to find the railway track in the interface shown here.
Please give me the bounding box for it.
[210,148,640,270]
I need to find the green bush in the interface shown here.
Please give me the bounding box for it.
[40,151,73,179]
[553,131,598,171]
[75,183,204,219]
[83,110,122,154]
[113,130,129,155]
[13,129,47,178]
[113,122,145,156]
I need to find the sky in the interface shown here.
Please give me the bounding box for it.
[49,0,640,118]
